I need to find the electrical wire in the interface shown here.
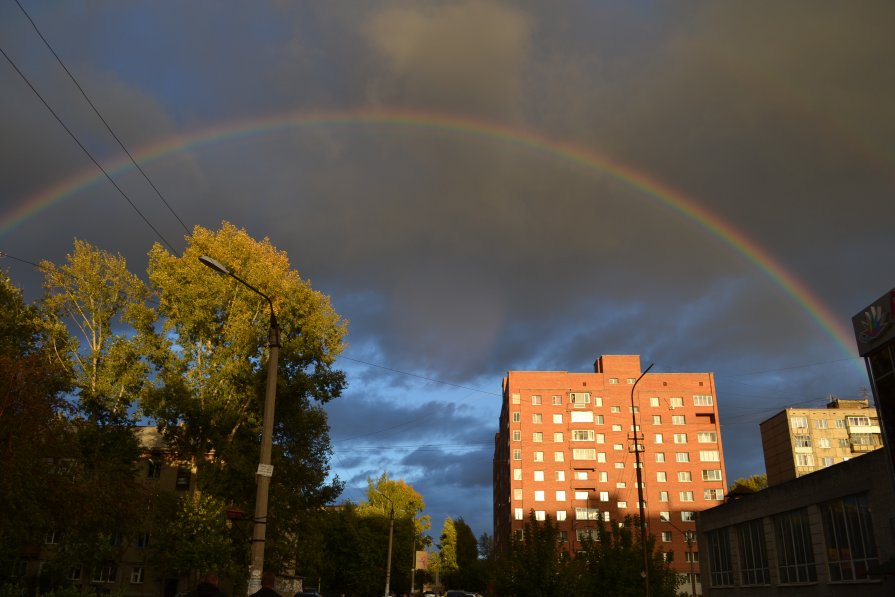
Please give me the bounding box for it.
[0,45,178,253]
[13,0,191,236]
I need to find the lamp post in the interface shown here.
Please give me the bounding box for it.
[377,491,396,597]
[631,363,654,597]
[199,256,280,596]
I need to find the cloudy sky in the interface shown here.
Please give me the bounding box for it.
[2,1,894,540]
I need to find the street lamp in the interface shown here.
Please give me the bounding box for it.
[199,255,280,596]
[376,491,396,597]
[630,362,654,597]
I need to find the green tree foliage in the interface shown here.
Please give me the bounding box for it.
[141,223,348,572]
[443,517,485,591]
[359,473,431,536]
[439,517,458,574]
[729,473,768,493]
[0,274,71,571]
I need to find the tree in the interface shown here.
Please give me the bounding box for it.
[443,518,484,591]
[141,222,349,572]
[729,473,768,493]
[494,512,567,597]
[0,273,71,575]
[439,517,459,576]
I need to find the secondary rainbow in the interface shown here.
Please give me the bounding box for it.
[0,107,859,362]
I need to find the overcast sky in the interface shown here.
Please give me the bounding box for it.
[2,1,894,541]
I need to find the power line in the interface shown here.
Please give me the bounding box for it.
[13,0,192,236]
[0,45,178,253]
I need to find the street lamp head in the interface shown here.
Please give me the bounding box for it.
[199,255,230,275]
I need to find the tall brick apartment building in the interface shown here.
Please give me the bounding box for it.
[493,355,726,594]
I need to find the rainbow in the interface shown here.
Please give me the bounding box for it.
[0,107,860,364]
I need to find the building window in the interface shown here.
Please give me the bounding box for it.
[599,471,608,482]
[693,395,714,406]
[737,519,770,586]
[130,567,145,584]
[616,482,626,489]
[611,406,621,413]
[614,462,624,469]
[92,564,117,583]
[790,416,808,428]
[534,491,545,502]
[572,449,596,460]
[612,424,623,432]
[655,452,665,462]
[597,452,607,462]
[175,466,191,490]
[68,567,81,581]
[704,488,724,500]
[45,529,63,544]
[514,508,523,520]
[555,470,565,481]
[137,532,150,549]
[514,468,522,480]
[707,528,734,587]
[618,501,627,508]
[533,451,544,462]
[821,457,835,467]
[793,435,812,448]
[821,493,878,582]
[670,397,684,408]
[697,431,717,443]
[553,413,563,424]
[552,395,562,405]
[555,490,566,501]
[675,452,690,463]
[655,433,664,444]
[512,393,520,404]
[576,507,599,520]
[609,378,619,384]
[147,459,162,479]
[512,412,520,422]
[595,414,604,424]
[652,415,662,424]
[554,432,564,442]
[513,449,522,461]
[817,437,831,448]
[599,491,609,502]
[774,508,817,584]
[535,510,546,521]
[699,450,720,462]
[846,416,871,427]
[572,429,594,441]
[678,471,692,482]
[815,419,828,429]
[650,397,660,407]
[532,432,543,443]
[673,434,687,444]
[514,489,523,500]
[681,511,696,522]
[835,419,845,428]
[596,433,605,444]
[613,443,624,451]
[512,430,521,441]
[679,491,694,502]
[531,395,542,405]
[796,454,814,467]
[672,415,686,425]
[574,471,588,480]
[556,511,567,522]
[532,413,543,424]
[533,470,545,481]
[659,491,669,502]
[626,378,637,384]
[554,451,564,462]
[656,471,667,482]
[702,469,722,481]
[571,411,594,423]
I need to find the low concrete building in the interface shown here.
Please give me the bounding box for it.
[696,448,895,596]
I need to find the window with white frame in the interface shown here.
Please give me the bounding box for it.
[790,416,808,428]
[679,491,694,502]
[699,450,720,462]
[534,491,545,502]
[599,491,609,502]
[817,437,830,448]
[599,471,608,482]
[552,395,563,405]
[555,470,566,481]
[556,510,567,521]
[681,511,696,521]
[594,396,603,407]
[846,415,871,427]
[535,510,546,521]
[573,429,594,441]
[659,491,669,502]
[796,453,814,467]
[595,414,604,424]
[678,471,692,482]
[702,469,722,481]
[68,567,81,581]
[596,433,605,443]
[613,443,624,451]
[572,449,596,460]
[673,433,687,444]
[532,413,543,424]
[556,490,566,501]
[514,468,522,480]
[821,457,835,467]
[512,412,520,422]
[618,501,627,508]
[615,462,624,469]
[515,508,524,520]
[553,413,563,424]
[554,432,564,442]
[698,431,717,443]
[815,419,828,429]
[512,430,521,441]
[513,489,522,500]
[130,567,144,584]
[650,397,660,407]
[533,432,543,443]
[610,405,621,413]
[676,452,690,463]
[534,470,545,481]
[571,411,594,423]
[512,393,520,404]
[533,451,544,462]
[656,471,667,482]
[655,433,664,444]
[532,395,542,405]
[659,511,670,521]
[672,415,686,425]
[92,564,116,583]
[554,451,564,462]
[655,452,665,462]
[652,415,662,424]
[609,378,619,384]
[705,488,724,500]
[626,378,637,384]
[612,424,622,431]
[662,531,672,542]
[616,482,626,489]
[670,397,684,408]
[513,449,521,461]
[793,435,811,448]
[574,491,589,500]
[693,395,714,406]
[574,471,588,480]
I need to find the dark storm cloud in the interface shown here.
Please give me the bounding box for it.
[2,0,894,539]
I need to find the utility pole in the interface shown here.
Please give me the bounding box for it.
[631,363,654,597]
